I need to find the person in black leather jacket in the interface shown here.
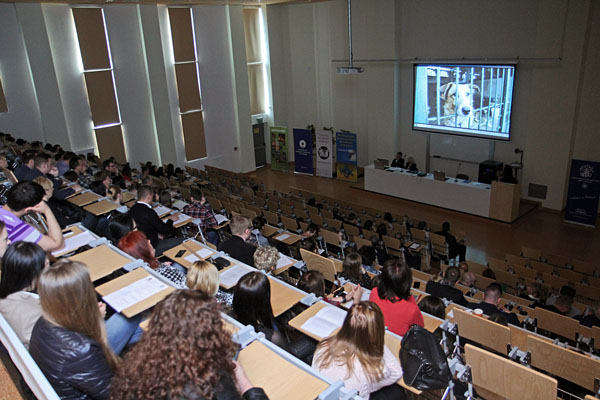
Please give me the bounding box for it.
[111,290,268,400]
[29,260,119,399]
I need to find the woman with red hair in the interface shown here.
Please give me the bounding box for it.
[118,231,186,287]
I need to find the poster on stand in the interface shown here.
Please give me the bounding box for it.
[270,126,289,171]
[335,131,358,182]
[293,128,314,175]
[564,159,600,227]
[315,130,333,178]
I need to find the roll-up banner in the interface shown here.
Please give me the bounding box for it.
[315,130,333,178]
[336,131,358,182]
[293,128,314,175]
[564,159,600,227]
[270,126,289,171]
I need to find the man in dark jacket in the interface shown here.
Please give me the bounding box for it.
[468,283,520,326]
[436,222,466,262]
[426,267,468,306]
[218,214,256,267]
[129,185,183,255]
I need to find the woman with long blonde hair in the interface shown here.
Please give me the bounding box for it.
[29,259,119,399]
[312,301,403,399]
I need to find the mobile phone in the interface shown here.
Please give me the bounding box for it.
[63,229,73,235]
[333,288,346,297]
[413,281,421,289]
[175,249,186,258]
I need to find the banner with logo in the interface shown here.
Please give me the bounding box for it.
[315,130,333,177]
[270,126,289,171]
[293,128,314,175]
[565,159,600,227]
[335,131,358,182]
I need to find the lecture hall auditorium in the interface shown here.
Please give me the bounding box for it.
[0,0,599,399]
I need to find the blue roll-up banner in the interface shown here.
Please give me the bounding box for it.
[564,159,600,227]
[293,129,314,175]
[335,131,358,182]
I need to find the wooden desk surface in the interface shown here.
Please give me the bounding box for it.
[83,199,119,216]
[272,231,301,246]
[272,254,296,275]
[288,302,333,341]
[239,340,329,400]
[69,244,132,282]
[163,241,216,268]
[268,277,305,317]
[121,191,136,203]
[162,212,193,228]
[96,268,175,318]
[68,191,101,207]
[262,225,279,237]
[535,306,579,341]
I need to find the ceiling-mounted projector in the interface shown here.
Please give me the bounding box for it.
[337,66,364,75]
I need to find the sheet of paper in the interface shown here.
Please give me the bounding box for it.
[342,288,371,309]
[52,231,96,256]
[214,214,229,225]
[172,214,192,225]
[102,275,168,313]
[219,265,251,287]
[276,254,293,269]
[300,306,348,338]
[183,248,214,263]
[275,233,291,241]
[153,205,172,217]
[171,200,188,210]
[409,243,420,250]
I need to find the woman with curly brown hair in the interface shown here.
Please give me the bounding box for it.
[111,290,268,400]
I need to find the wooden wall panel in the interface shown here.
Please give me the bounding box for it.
[72,8,110,70]
[181,111,206,161]
[174,63,202,112]
[95,125,126,164]
[168,8,196,62]
[84,71,119,126]
[0,78,7,113]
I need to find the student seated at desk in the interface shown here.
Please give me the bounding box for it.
[249,216,269,247]
[369,258,424,336]
[218,215,256,267]
[0,181,64,252]
[111,290,268,400]
[118,231,187,287]
[30,260,120,400]
[186,260,233,307]
[108,213,135,244]
[340,252,373,289]
[253,246,279,274]
[233,272,287,349]
[297,270,362,306]
[312,301,404,400]
[468,283,520,326]
[425,267,468,306]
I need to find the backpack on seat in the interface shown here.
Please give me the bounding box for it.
[399,324,452,390]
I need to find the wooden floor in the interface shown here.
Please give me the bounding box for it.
[246,166,600,266]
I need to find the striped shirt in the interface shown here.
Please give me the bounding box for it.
[0,207,42,244]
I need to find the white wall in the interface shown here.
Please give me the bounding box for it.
[0,3,254,172]
[268,0,599,210]
[0,3,44,142]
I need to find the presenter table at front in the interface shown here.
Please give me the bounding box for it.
[364,165,492,218]
[238,340,329,400]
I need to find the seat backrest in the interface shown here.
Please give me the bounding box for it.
[0,314,60,400]
[300,249,338,284]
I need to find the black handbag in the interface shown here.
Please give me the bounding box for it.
[399,324,452,390]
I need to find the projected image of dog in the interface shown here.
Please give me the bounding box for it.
[439,82,480,128]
